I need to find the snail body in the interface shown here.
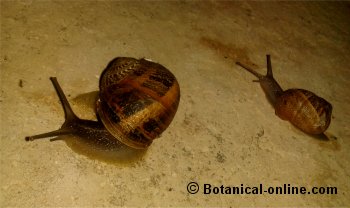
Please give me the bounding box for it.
[25,57,180,163]
[236,55,332,135]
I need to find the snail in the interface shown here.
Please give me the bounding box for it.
[236,55,332,136]
[25,57,180,163]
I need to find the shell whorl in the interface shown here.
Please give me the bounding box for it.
[97,57,180,149]
[275,89,332,134]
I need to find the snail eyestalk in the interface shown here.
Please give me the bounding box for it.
[235,61,264,80]
[266,54,273,77]
[25,77,78,142]
[49,77,79,122]
[235,55,273,80]
[236,55,283,106]
[25,129,72,141]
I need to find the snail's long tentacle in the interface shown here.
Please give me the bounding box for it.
[25,77,78,142]
[236,62,264,80]
[266,54,273,77]
[50,77,79,122]
[25,129,72,141]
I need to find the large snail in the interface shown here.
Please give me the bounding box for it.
[236,55,332,136]
[25,57,180,163]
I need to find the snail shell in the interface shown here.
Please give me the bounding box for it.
[275,89,332,134]
[97,57,180,149]
[236,55,332,135]
[25,57,180,162]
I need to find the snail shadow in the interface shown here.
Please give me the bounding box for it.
[287,124,339,151]
[310,132,340,151]
[310,132,335,141]
[72,91,100,120]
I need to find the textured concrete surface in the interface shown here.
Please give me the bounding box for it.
[1,1,350,207]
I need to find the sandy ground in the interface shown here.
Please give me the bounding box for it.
[1,1,350,207]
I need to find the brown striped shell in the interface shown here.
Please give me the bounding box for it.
[274,89,332,135]
[96,57,180,149]
[236,55,332,136]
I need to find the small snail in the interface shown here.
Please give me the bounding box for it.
[236,55,332,136]
[25,57,180,163]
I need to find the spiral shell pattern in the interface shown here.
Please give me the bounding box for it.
[97,57,180,149]
[274,89,332,134]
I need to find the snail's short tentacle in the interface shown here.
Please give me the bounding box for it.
[50,77,79,122]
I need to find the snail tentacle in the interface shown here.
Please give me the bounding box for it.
[25,78,78,142]
[235,61,264,80]
[25,129,72,141]
[266,54,273,78]
[49,77,79,122]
